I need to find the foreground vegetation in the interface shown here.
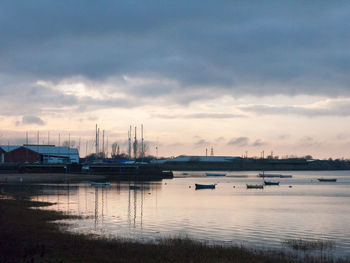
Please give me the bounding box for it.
[0,192,349,263]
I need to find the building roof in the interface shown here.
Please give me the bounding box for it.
[24,145,79,156]
[0,145,79,156]
[0,145,21,152]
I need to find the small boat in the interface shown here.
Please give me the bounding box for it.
[129,185,141,190]
[205,173,226,177]
[91,182,110,186]
[258,173,281,178]
[195,184,216,189]
[318,178,337,182]
[264,181,280,186]
[279,175,292,178]
[246,184,264,189]
[258,173,292,178]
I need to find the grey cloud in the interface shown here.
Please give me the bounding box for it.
[279,134,290,140]
[152,113,244,119]
[252,139,264,147]
[0,1,349,103]
[240,99,350,117]
[193,139,210,148]
[228,137,249,147]
[228,137,265,147]
[299,136,321,147]
[21,115,45,126]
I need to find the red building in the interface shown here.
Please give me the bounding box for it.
[1,146,42,163]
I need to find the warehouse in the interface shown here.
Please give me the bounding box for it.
[0,144,79,164]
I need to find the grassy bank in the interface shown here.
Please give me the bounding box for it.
[0,193,348,263]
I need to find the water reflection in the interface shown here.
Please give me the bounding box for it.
[32,171,350,258]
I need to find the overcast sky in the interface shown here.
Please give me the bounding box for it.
[1,1,349,158]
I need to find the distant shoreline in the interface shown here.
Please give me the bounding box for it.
[0,173,106,184]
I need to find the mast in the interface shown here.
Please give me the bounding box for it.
[97,128,100,155]
[106,135,109,158]
[95,124,98,155]
[128,126,132,159]
[102,130,105,158]
[134,126,137,160]
[141,124,144,159]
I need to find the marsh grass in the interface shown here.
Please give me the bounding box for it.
[282,239,335,251]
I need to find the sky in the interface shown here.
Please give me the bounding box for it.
[0,1,350,159]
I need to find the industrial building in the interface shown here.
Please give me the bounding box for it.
[0,144,79,164]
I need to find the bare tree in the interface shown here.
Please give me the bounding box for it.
[137,141,149,158]
[111,142,118,157]
[62,140,76,148]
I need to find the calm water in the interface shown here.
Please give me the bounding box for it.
[33,170,350,257]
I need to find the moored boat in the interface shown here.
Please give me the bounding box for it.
[205,172,226,177]
[258,173,281,178]
[195,184,216,189]
[264,181,280,186]
[246,184,264,189]
[258,173,292,178]
[129,185,141,190]
[91,182,110,186]
[318,178,337,182]
[279,175,292,178]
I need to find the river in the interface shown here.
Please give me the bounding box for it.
[33,170,350,258]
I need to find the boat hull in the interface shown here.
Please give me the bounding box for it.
[195,184,216,189]
[264,181,280,186]
[246,184,264,189]
[205,173,226,177]
[318,178,337,182]
[91,182,110,186]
